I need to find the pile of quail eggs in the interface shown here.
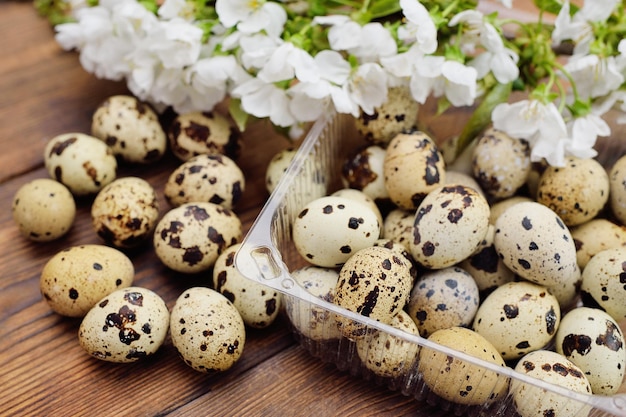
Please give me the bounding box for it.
[269,87,626,416]
[12,95,283,374]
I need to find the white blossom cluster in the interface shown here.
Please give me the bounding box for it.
[53,0,626,166]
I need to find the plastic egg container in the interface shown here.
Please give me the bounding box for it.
[235,110,626,417]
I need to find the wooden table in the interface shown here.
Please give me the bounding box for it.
[0,2,457,416]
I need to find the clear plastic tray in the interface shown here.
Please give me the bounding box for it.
[235,109,626,417]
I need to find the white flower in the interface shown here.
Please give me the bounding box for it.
[553,0,619,55]
[566,114,609,158]
[215,0,287,37]
[449,11,519,83]
[257,42,318,83]
[232,78,296,127]
[148,18,204,69]
[492,100,569,165]
[158,0,196,20]
[348,63,389,115]
[409,57,477,106]
[564,54,624,99]
[398,0,437,54]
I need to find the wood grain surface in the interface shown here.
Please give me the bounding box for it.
[0,3,444,416]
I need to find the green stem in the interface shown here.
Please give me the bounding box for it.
[455,81,512,159]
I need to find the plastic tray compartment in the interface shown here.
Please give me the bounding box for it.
[235,109,626,417]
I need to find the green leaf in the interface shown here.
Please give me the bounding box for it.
[532,0,562,15]
[228,99,250,132]
[455,81,513,158]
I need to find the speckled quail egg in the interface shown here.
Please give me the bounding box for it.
[472,281,560,361]
[292,195,380,268]
[493,201,580,292]
[287,265,343,341]
[418,327,509,405]
[170,287,245,373]
[407,266,479,337]
[354,87,419,145]
[536,156,609,227]
[511,350,592,417]
[459,224,515,296]
[164,153,245,209]
[372,238,419,284]
[265,147,297,193]
[43,132,117,196]
[571,218,626,269]
[78,286,169,363]
[154,202,242,273]
[410,184,490,269]
[471,127,531,200]
[91,177,159,249]
[355,310,420,378]
[40,244,134,317]
[330,188,383,236]
[168,111,241,162]
[488,195,533,225]
[383,131,446,210]
[581,247,626,321]
[12,178,76,242]
[444,170,486,199]
[341,145,390,203]
[382,208,415,252]
[91,95,166,164]
[555,306,625,395]
[212,243,282,329]
[610,154,626,225]
[334,246,413,339]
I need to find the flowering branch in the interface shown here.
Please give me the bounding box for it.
[36,0,626,167]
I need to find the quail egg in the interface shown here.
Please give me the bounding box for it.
[78,286,169,363]
[12,178,76,242]
[170,287,245,372]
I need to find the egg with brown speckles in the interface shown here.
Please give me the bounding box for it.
[12,178,76,242]
[330,188,383,236]
[382,208,415,252]
[153,202,242,273]
[383,131,445,210]
[170,287,245,373]
[212,243,282,329]
[91,95,166,164]
[581,247,626,322]
[354,87,419,145]
[341,145,389,203]
[536,156,609,227]
[410,184,490,269]
[459,224,515,295]
[334,246,413,339]
[287,265,342,341]
[292,195,380,268]
[407,266,479,337]
[164,153,245,209]
[418,327,509,405]
[91,176,160,249]
[356,310,420,378]
[472,281,560,360]
[78,286,169,363]
[471,127,531,199]
[609,154,626,225]
[493,201,580,291]
[265,147,297,193]
[168,111,241,162]
[555,306,625,395]
[571,218,626,269]
[511,350,592,417]
[41,244,134,317]
[43,132,117,196]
